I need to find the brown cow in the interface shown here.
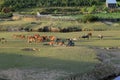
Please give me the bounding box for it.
[35,36,43,43]
[56,41,65,46]
[49,36,56,41]
[34,34,40,39]
[13,34,25,39]
[27,36,36,43]
[48,41,55,45]
[87,32,92,37]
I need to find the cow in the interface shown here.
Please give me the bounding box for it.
[48,41,55,45]
[34,34,40,39]
[13,34,25,39]
[87,32,92,37]
[35,36,43,43]
[49,36,56,41]
[55,38,65,46]
[41,35,49,41]
[81,34,89,39]
[27,36,36,43]
[98,34,103,39]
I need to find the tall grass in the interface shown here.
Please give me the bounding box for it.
[0,20,120,31]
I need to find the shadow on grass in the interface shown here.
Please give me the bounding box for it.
[0,53,97,73]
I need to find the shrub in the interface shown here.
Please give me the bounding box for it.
[0,12,13,18]
[1,7,12,13]
[82,14,98,23]
[42,26,50,32]
[61,26,82,32]
[88,5,96,14]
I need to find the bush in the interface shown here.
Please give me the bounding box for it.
[82,14,98,23]
[42,26,50,32]
[0,12,13,18]
[1,7,12,13]
[61,27,82,32]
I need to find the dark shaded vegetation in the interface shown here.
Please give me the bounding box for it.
[0,78,9,80]
[0,0,102,11]
[81,14,98,23]
[0,53,96,73]
[0,12,13,18]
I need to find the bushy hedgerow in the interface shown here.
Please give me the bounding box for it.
[0,12,13,18]
[61,27,82,32]
[37,26,82,32]
[82,14,98,23]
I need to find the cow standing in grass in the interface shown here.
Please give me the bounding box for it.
[55,38,65,46]
[80,32,92,40]
[87,32,92,37]
[81,34,90,39]
[98,34,103,39]
[27,36,36,43]
[13,34,26,39]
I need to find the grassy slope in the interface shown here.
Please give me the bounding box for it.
[0,20,120,31]
[0,32,98,74]
[0,31,120,79]
[0,31,120,70]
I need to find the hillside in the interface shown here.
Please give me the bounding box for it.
[0,0,103,11]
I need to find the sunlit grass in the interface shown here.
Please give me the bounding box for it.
[0,31,120,74]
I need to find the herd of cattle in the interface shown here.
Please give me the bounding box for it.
[0,33,103,46]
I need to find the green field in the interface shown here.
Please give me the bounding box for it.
[0,31,120,68]
[0,20,120,31]
[0,31,120,79]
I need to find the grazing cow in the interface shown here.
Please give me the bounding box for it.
[80,33,92,40]
[81,34,89,39]
[0,38,7,44]
[13,34,25,39]
[55,38,65,46]
[72,37,77,41]
[57,41,65,46]
[27,36,36,43]
[48,41,55,45]
[34,34,40,39]
[49,36,56,41]
[35,36,43,43]
[42,35,49,41]
[20,35,26,39]
[98,34,103,39]
[87,32,92,37]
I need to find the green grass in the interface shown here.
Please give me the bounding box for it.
[0,32,99,73]
[0,20,120,32]
[70,12,120,19]
[0,31,120,78]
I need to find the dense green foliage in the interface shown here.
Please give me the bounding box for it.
[0,12,13,18]
[82,14,98,23]
[0,0,102,11]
